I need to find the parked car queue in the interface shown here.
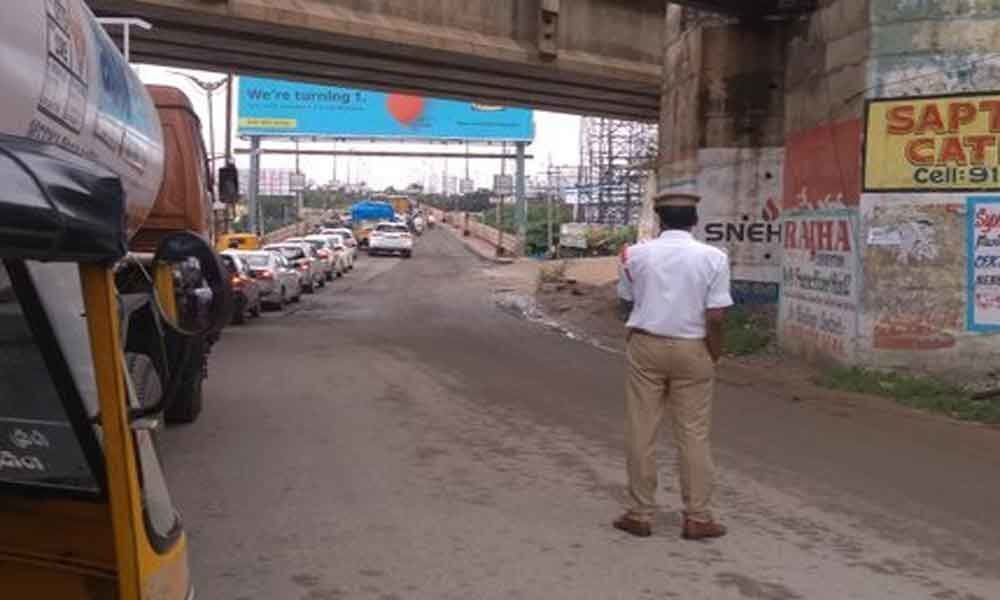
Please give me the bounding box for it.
[218,230,360,325]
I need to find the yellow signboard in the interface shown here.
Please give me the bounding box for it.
[864,93,1000,191]
[237,117,298,129]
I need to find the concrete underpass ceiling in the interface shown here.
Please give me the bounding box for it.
[88,0,662,122]
[670,0,817,17]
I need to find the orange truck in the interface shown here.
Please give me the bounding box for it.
[131,86,216,253]
[115,84,229,424]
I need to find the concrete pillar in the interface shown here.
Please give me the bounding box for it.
[657,7,787,305]
[658,0,1000,379]
[855,0,1000,378]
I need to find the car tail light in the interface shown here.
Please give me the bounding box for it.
[299,262,309,271]
[317,249,331,259]
[258,269,274,279]
[230,275,242,287]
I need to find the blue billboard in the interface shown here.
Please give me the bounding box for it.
[237,77,534,142]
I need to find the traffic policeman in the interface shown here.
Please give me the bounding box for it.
[614,192,732,540]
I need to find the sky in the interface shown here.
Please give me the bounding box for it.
[136,65,582,191]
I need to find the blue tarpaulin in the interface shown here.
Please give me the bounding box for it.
[351,201,394,223]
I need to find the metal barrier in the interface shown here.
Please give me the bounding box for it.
[430,208,521,255]
[261,218,322,244]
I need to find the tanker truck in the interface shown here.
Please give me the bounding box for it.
[0,1,236,596]
[123,83,225,423]
[6,0,227,424]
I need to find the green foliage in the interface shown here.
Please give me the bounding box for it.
[816,367,1000,424]
[481,203,573,255]
[585,226,637,256]
[723,307,774,356]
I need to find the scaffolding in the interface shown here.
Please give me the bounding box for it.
[576,117,657,225]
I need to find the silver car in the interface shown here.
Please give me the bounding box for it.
[238,250,302,309]
[321,228,359,262]
[287,236,336,281]
[263,243,324,293]
[306,234,351,275]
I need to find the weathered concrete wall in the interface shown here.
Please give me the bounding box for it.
[855,0,1000,378]
[655,0,1000,377]
[657,6,703,194]
[778,0,870,363]
[696,147,784,288]
[657,8,788,296]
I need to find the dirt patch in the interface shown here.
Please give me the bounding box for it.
[536,278,627,352]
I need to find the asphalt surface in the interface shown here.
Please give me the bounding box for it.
[162,228,1000,599]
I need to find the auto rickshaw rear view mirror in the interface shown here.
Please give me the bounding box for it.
[152,231,234,337]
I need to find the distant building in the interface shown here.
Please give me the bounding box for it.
[238,168,296,196]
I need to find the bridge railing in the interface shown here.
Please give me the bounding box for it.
[430,208,522,256]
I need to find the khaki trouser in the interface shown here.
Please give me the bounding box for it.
[624,330,716,523]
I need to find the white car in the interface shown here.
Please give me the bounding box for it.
[305,234,351,275]
[319,228,358,262]
[368,222,413,258]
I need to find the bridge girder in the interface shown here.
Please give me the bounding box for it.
[88,0,665,121]
[669,0,818,17]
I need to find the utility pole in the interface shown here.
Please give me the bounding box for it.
[546,166,555,256]
[225,74,233,163]
[515,142,527,254]
[295,139,303,222]
[248,136,261,234]
[332,141,338,187]
[497,142,505,257]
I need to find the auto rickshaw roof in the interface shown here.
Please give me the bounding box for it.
[0,135,128,263]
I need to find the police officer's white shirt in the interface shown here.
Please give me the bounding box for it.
[619,230,733,339]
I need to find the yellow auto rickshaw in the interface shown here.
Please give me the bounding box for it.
[216,232,263,252]
[0,138,232,598]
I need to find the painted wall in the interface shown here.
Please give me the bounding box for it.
[779,117,865,361]
[775,0,871,361]
[695,147,784,286]
[851,0,1000,377]
[658,10,788,300]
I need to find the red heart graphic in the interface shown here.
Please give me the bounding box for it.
[387,94,425,125]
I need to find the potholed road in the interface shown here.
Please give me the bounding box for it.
[162,229,1000,599]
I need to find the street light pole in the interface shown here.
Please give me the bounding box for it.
[225,74,234,163]
[169,71,227,175]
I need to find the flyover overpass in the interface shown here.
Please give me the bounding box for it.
[88,1,818,120]
[89,0,666,121]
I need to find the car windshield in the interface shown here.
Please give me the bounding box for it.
[376,224,408,233]
[304,240,326,250]
[271,247,304,260]
[244,254,271,267]
[221,255,238,273]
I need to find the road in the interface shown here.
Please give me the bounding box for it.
[162,228,1000,600]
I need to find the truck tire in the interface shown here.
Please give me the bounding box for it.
[165,370,203,424]
[165,341,206,425]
